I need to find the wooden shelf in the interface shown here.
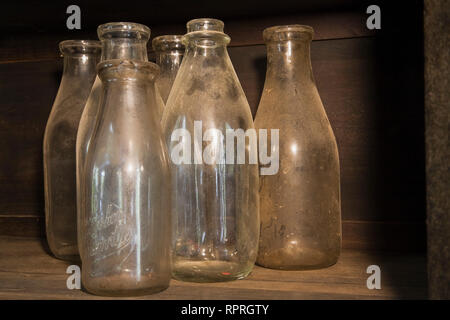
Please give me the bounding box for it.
[0,236,427,299]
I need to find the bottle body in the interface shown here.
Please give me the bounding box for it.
[162,19,259,282]
[152,35,185,104]
[255,25,341,270]
[76,23,150,258]
[44,40,101,260]
[80,60,171,296]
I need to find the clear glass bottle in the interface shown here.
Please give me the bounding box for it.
[80,59,171,296]
[76,22,150,258]
[44,40,101,261]
[152,35,185,104]
[161,18,259,282]
[255,25,341,270]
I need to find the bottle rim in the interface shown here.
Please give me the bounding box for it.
[183,31,231,47]
[97,22,151,41]
[263,25,314,42]
[59,40,102,55]
[187,18,224,32]
[152,35,185,52]
[97,59,159,81]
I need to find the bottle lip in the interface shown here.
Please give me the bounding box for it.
[183,31,231,47]
[187,18,224,32]
[59,40,102,55]
[97,22,151,41]
[152,35,185,52]
[263,25,314,42]
[97,59,159,81]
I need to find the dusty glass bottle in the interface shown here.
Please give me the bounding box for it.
[76,22,150,258]
[80,59,171,296]
[255,25,341,270]
[161,18,259,282]
[152,35,185,104]
[44,40,101,261]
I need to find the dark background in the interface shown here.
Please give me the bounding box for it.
[0,0,425,251]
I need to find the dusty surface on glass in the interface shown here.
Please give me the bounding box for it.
[76,22,151,260]
[80,60,171,296]
[43,40,101,261]
[153,35,185,104]
[161,18,259,282]
[255,25,341,270]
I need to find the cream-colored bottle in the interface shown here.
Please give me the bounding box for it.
[255,25,341,270]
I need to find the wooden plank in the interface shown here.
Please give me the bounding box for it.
[0,216,44,238]
[0,60,60,216]
[0,37,425,229]
[0,216,425,252]
[0,11,372,63]
[229,38,425,223]
[424,0,450,300]
[342,220,425,251]
[0,236,427,299]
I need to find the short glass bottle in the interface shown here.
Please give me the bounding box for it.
[255,25,341,270]
[44,40,101,261]
[152,35,185,104]
[162,18,260,282]
[76,22,150,257]
[80,59,171,296]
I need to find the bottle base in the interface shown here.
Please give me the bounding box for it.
[48,244,80,263]
[83,285,169,297]
[82,274,170,297]
[256,260,339,271]
[256,247,340,270]
[53,253,81,263]
[173,260,253,283]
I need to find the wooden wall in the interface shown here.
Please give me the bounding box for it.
[0,1,426,251]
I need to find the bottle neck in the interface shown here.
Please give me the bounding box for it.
[155,50,184,72]
[185,42,228,59]
[101,39,148,61]
[265,40,313,83]
[183,30,230,58]
[62,54,99,78]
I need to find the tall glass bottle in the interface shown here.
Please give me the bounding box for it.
[162,18,259,282]
[152,35,185,104]
[44,40,101,261]
[255,25,341,270]
[80,59,171,296]
[76,22,150,257]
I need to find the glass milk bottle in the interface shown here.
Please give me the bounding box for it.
[44,40,101,260]
[255,25,341,270]
[152,35,185,104]
[162,18,259,282]
[80,60,171,296]
[76,22,150,257]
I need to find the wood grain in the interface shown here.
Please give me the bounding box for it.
[0,37,425,248]
[0,11,372,64]
[229,39,425,223]
[424,0,450,299]
[0,216,426,252]
[0,1,425,251]
[0,60,61,216]
[0,236,427,299]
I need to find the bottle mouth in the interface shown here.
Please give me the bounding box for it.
[59,40,102,56]
[263,25,314,42]
[183,31,230,47]
[187,18,224,32]
[97,59,159,82]
[184,18,230,47]
[97,22,151,41]
[152,35,185,52]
